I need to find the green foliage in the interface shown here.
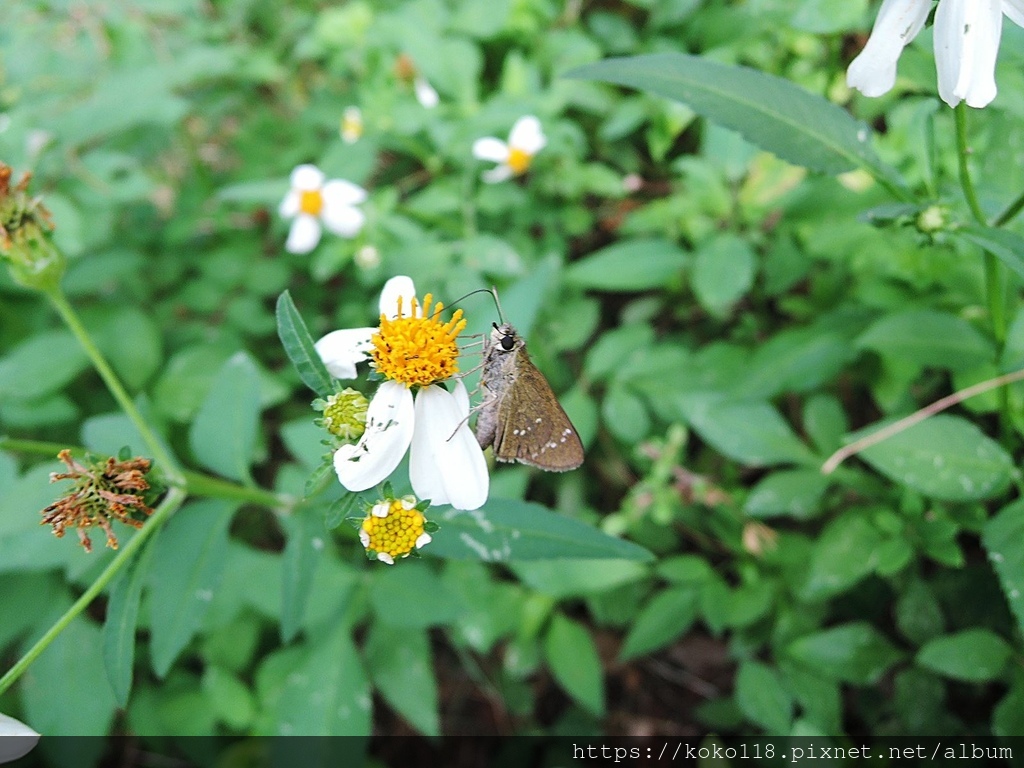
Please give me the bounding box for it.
[3,0,1024,747]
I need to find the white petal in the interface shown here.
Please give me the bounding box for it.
[322,179,368,207]
[290,164,325,191]
[321,203,366,238]
[452,378,471,417]
[379,275,418,319]
[314,328,375,379]
[509,115,546,155]
[285,214,322,254]
[415,532,432,549]
[371,501,389,517]
[333,381,414,491]
[0,713,39,763]
[409,384,489,511]
[278,190,300,219]
[359,529,370,547]
[472,137,510,163]
[1004,0,1024,27]
[847,0,931,97]
[482,164,514,184]
[936,0,1002,107]
[415,76,439,108]
[377,552,395,564]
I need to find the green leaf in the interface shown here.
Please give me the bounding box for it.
[565,53,898,181]
[544,614,605,716]
[148,499,236,677]
[103,541,155,706]
[857,310,994,371]
[858,415,1013,501]
[0,331,89,402]
[785,622,904,684]
[188,352,263,482]
[619,586,698,661]
[679,397,815,467]
[958,225,1024,284]
[739,330,856,400]
[276,290,336,398]
[803,394,849,455]
[364,622,440,737]
[512,559,649,599]
[916,629,1011,682]
[563,238,687,291]
[800,513,883,600]
[895,579,945,646]
[691,233,756,316]
[202,666,256,731]
[429,497,654,562]
[369,561,462,628]
[274,626,371,735]
[984,500,1024,638]
[744,469,829,520]
[280,506,326,643]
[736,662,793,733]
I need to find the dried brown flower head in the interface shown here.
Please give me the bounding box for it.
[41,450,156,553]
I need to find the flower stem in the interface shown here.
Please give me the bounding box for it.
[0,485,187,696]
[0,436,292,511]
[992,188,1024,228]
[45,287,186,487]
[955,103,1006,346]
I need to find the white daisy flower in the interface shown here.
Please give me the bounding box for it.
[0,713,39,764]
[472,115,547,183]
[340,107,364,144]
[847,0,1024,108]
[314,276,489,510]
[278,164,367,254]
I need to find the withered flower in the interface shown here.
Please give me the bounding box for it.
[0,162,64,291]
[41,450,156,553]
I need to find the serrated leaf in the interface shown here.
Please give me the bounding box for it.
[430,497,654,562]
[736,661,793,733]
[785,622,904,684]
[148,500,236,677]
[281,506,327,643]
[103,541,155,706]
[188,352,263,482]
[984,500,1024,638]
[274,626,371,735]
[858,415,1012,501]
[619,586,698,661]
[364,622,440,737]
[276,290,337,398]
[564,238,687,291]
[566,53,901,183]
[544,614,605,716]
[916,629,1011,682]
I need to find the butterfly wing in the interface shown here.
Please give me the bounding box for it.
[492,349,584,471]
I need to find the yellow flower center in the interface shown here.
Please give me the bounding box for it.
[371,293,466,387]
[299,189,323,216]
[507,147,532,175]
[362,500,427,560]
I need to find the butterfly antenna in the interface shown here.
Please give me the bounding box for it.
[490,286,505,324]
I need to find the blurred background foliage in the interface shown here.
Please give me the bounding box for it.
[2,0,1024,753]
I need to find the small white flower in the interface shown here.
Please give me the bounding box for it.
[354,244,381,271]
[414,76,439,109]
[340,107,364,144]
[0,713,39,764]
[278,164,367,254]
[847,0,1024,108]
[472,115,547,183]
[314,276,489,510]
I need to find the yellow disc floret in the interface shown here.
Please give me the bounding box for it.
[507,147,532,175]
[371,293,466,387]
[359,497,431,564]
[299,189,324,216]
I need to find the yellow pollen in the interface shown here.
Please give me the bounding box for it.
[507,147,532,175]
[371,293,466,387]
[362,500,427,559]
[299,189,323,216]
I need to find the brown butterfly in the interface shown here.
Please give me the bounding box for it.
[474,322,584,471]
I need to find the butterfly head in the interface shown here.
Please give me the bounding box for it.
[491,322,523,353]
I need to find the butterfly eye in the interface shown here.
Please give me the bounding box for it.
[500,334,515,351]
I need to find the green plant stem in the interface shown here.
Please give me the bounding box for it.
[955,103,1006,347]
[45,288,187,487]
[0,485,187,697]
[0,436,291,510]
[992,188,1024,227]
